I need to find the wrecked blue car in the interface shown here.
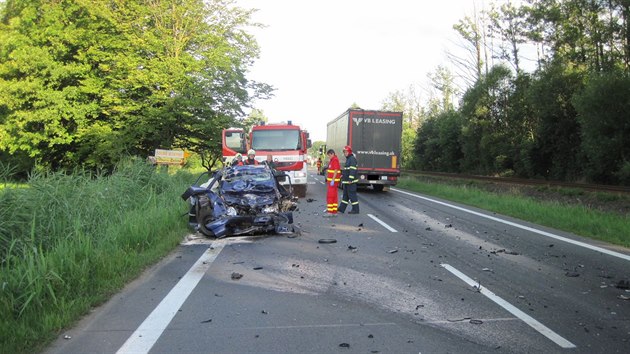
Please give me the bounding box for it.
[181,164,298,238]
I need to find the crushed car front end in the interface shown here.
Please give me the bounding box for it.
[182,165,298,238]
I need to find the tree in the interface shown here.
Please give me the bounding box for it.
[488,2,529,72]
[0,0,271,173]
[526,60,585,180]
[573,70,630,184]
[450,5,490,87]
[381,85,425,168]
[413,110,464,172]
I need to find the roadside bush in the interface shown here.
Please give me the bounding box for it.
[0,158,192,353]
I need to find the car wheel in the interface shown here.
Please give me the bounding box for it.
[372,184,384,192]
[196,207,216,237]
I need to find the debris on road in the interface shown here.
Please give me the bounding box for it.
[616,280,630,289]
[339,343,350,348]
[469,319,483,325]
[358,223,364,227]
[201,318,212,323]
[63,335,71,340]
[482,268,493,272]
[253,266,263,270]
[619,295,630,300]
[565,272,580,277]
[447,317,472,322]
[318,239,337,244]
[261,310,268,314]
[491,249,519,255]
[347,245,358,252]
[306,198,316,202]
[231,272,243,280]
[388,249,398,254]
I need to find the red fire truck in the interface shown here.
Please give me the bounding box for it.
[222,121,311,197]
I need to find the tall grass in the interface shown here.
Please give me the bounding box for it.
[396,176,630,248]
[0,158,194,354]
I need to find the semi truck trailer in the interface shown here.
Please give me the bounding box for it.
[326,109,403,191]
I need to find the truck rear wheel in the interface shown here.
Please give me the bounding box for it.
[293,185,307,198]
[372,184,385,192]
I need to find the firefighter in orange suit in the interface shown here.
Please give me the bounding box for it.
[323,149,341,217]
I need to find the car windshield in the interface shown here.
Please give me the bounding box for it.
[223,167,271,183]
[220,166,275,193]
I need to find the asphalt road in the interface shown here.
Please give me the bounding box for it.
[45,169,630,354]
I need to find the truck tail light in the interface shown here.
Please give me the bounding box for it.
[388,176,397,181]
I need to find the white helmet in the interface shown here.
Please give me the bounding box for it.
[247,149,256,156]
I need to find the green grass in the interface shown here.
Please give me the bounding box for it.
[0,158,194,354]
[396,176,630,248]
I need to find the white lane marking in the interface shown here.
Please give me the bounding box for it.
[368,214,398,233]
[117,244,225,354]
[392,188,630,262]
[441,263,576,349]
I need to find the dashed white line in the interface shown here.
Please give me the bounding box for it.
[441,263,576,349]
[117,244,225,354]
[368,214,398,232]
[392,188,630,262]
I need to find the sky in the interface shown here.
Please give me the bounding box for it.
[236,0,488,142]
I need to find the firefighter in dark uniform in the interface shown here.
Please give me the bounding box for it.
[338,145,359,214]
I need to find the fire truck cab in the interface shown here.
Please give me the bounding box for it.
[222,121,311,197]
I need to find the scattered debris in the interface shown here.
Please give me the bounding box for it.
[253,266,263,270]
[358,223,364,227]
[491,249,520,255]
[368,334,374,338]
[425,227,432,231]
[565,272,580,277]
[482,268,492,272]
[201,319,212,323]
[63,335,71,340]
[318,239,337,244]
[261,310,268,314]
[469,319,483,325]
[306,198,316,202]
[388,249,398,254]
[616,280,630,289]
[292,264,300,268]
[231,272,243,280]
[619,295,630,300]
[339,343,350,348]
[445,224,453,228]
[447,317,472,322]
[348,245,357,251]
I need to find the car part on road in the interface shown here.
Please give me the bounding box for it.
[318,239,337,244]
